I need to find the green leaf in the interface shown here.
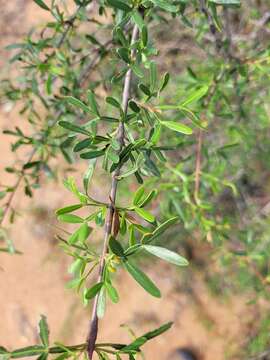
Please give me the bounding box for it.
[131,11,145,31]
[58,214,84,224]
[107,0,132,12]
[124,261,161,298]
[142,217,178,243]
[73,138,92,152]
[115,27,128,47]
[141,26,148,47]
[39,315,49,347]
[109,236,125,257]
[151,0,178,12]
[87,90,99,116]
[85,282,103,299]
[11,346,45,358]
[133,186,145,205]
[128,225,136,247]
[37,353,48,360]
[23,161,41,170]
[120,337,148,352]
[139,189,157,208]
[78,223,91,243]
[142,245,189,266]
[97,286,106,318]
[117,48,131,64]
[0,346,8,355]
[80,149,105,159]
[55,204,82,216]
[33,0,50,11]
[130,63,144,78]
[83,159,96,195]
[106,97,121,108]
[149,61,157,91]
[107,146,120,164]
[139,83,151,96]
[58,121,91,136]
[106,283,119,303]
[129,100,140,113]
[179,85,209,107]
[143,321,173,339]
[160,72,170,92]
[64,96,94,115]
[161,121,193,135]
[134,207,155,223]
[67,223,91,245]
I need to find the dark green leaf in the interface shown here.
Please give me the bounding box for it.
[11,346,45,358]
[80,149,105,159]
[33,0,50,11]
[73,138,92,152]
[124,261,161,298]
[85,282,103,299]
[56,204,82,216]
[109,236,125,257]
[58,121,90,136]
[120,337,147,352]
[142,26,148,47]
[129,100,140,113]
[64,96,93,115]
[0,346,8,354]
[151,0,178,12]
[87,90,99,116]
[107,0,132,12]
[106,97,121,108]
[116,48,131,64]
[143,321,173,339]
[39,315,49,347]
[139,83,151,96]
[160,72,170,92]
[23,161,41,170]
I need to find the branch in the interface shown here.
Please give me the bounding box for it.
[86,24,139,360]
[193,69,226,202]
[199,0,223,53]
[0,150,35,226]
[194,128,203,202]
[0,38,111,227]
[194,3,241,201]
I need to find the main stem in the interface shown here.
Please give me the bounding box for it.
[86,24,139,360]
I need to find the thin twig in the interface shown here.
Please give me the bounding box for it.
[1,6,81,227]
[194,2,239,201]
[78,40,113,87]
[194,128,203,202]
[0,149,35,226]
[0,38,111,228]
[193,69,226,202]
[199,0,222,52]
[86,24,139,360]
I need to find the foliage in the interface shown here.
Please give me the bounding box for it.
[1,0,270,359]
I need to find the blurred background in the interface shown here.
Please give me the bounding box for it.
[1,1,270,359]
